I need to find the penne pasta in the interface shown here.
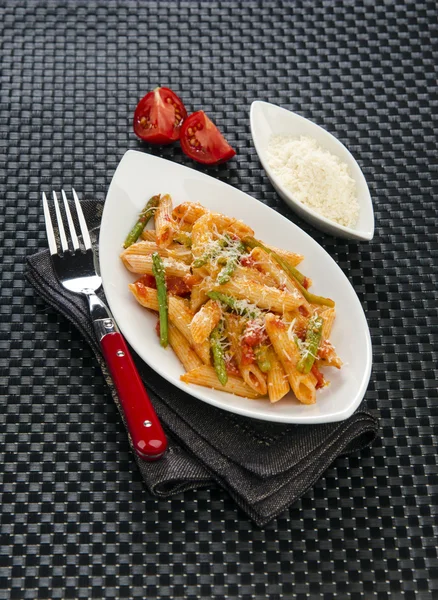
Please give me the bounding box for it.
[191,212,254,260]
[178,221,193,233]
[123,254,190,278]
[265,313,317,405]
[190,283,209,312]
[155,194,175,248]
[141,229,157,242]
[317,340,343,369]
[122,196,341,405]
[226,314,268,396]
[190,299,222,345]
[214,278,302,314]
[122,240,169,258]
[265,244,304,267]
[172,201,208,224]
[266,348,290,403]
[166,245,193,264]
[250,247,311,313]
[313,307,342,369]
[129,282,159,311]
[168,323,203,372]
[181,366,261,399]
[233,264,278,288]
[317,306,336,340]
[168,296,211,365]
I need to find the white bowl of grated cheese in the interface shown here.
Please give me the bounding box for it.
[250,101,374,241]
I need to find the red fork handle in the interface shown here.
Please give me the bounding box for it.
[100,332,167,460]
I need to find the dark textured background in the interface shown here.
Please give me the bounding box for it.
[1,0,437,598]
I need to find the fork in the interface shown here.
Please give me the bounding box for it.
[42,189,167,461]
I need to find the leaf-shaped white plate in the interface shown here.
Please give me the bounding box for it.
[99,150,372,423]
[250,100,374,241]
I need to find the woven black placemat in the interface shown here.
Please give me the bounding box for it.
[1,1,437,598]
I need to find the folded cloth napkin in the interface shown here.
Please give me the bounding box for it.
[25,200,378,526]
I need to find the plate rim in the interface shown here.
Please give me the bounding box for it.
[99,149,373,423]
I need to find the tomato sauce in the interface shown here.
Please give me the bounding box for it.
[311,364,326,389]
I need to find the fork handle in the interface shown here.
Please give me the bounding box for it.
[100,332,168,461]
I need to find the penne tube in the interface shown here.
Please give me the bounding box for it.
[122,254,190,278]
[172,202,208,224]
[317,356,342,369]
[190,299,222,345]
[168,296,211,364]
[238,362,267,396]
[178,221,193,233]
[191,212,254,260]
[313,307,342,369]
[167,296,194,341]
[267,348,290,403]
[250,247,311,313]
[225,314,268,396]
[233,265,278,288]
[155,194,175,248]
[317,340,343,369]
[129,282,159,311]
[180,365,261,398]
[210,213,254,238]
[168,323,203,371]
[122,240,168,257]
[315,306,336,340]
[265,244,304,267]
[190,214,214,259]
[243,364,268,396]
[265,313,317,405]
[214,278,302,314]
[141,229,157,242]
[190,283,209,312]
[166,244,193,264]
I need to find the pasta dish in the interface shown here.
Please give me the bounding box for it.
[120,194,342,404]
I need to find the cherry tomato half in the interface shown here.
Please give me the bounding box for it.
[133,87,188,145]
[180,111,236,165]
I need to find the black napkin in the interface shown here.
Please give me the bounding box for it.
[25,200,378,526]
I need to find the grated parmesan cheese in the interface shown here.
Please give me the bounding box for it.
[267,135,359,228]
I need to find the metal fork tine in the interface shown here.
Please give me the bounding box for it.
[42,192,58,256]
[61,189,80,251]
[72,188,91,250]
[53,191,69,253]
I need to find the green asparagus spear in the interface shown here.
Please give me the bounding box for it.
[210,326,228,386]
[152,252,168,348]
[297,315,323,374]
[255,345,271,373]
[242,236,335,308]
[206,291,261,319]
[216,241,245,285]
[123,194,161,248]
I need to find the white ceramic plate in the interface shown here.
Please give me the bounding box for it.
[250,100,374,241]
[99,150,372,423]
